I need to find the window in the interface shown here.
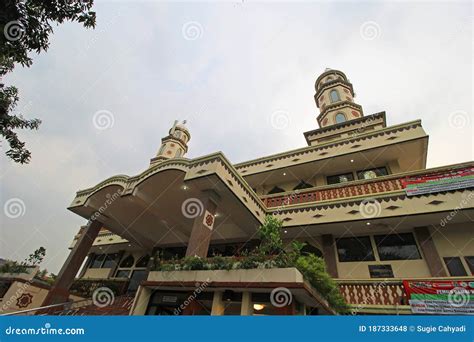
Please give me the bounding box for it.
[175,149,183,158]
[116,270,130,278]
[336,236,375,262]
[357,167,388,180]
[374,233,421,260]
[90,254,105,268]
[102,253,119,268]
[268,186,285,195]
[444,257,467,276]
[330,90,340,103]
[327,172,354,185]
[119,255,135,268]
[465,256,474,274]
[369,265,394,278]
[335,113,346,124]
[293,181,313,191]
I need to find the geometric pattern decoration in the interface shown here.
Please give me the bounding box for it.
[202,210,215,230]
[428,200,444,205]
[16,293,33,308]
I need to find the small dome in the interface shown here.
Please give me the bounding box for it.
[315,69,348,90]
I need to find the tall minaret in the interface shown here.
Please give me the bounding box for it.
[314,69,364,128]
[150,120,191,166]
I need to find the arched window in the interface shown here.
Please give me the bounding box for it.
[120,255,135,268]
[330,90,340,103]
[293,181,313,191]
[335,113,346,124]
[175,149,183,158]
[268,186,285,195]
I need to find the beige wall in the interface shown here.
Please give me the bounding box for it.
[82,268,111,279]
[431,223,474,276]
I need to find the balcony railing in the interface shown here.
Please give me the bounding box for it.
[337,276,474,309]
[338,280,407,307]
[260,163,472,208]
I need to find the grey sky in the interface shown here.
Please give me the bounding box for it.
[1,1,472,273]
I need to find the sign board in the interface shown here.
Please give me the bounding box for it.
[403,280,474,315]
[402,167,474,196]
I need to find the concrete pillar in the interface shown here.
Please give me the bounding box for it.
[321,234,339,278]
[240,291,253,316]
[211,291,225,315]
[185,193,219,258]
[414,226,448,277]
[43,219,102,306]
[130,286,152,315]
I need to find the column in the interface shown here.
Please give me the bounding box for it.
[211,291,225,315]
[321,234,339,278]
[42,219,102,306]
[185,192,219,258]
[414,226,448,277]
[240,291,253,316]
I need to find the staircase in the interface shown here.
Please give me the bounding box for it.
[51,295,135,316]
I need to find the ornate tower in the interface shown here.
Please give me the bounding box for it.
[150,120,191,166]
[314,69,364,128]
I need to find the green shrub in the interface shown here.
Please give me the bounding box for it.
[208,256,233,270]
[295,254,349,313]
[258,215,284,255]
[181,256,205,270]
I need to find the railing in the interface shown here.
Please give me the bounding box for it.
[261,163,473,208]
[338,280,407,307]
[262,178,404,208]
[337,276,474,308]
[70,278,130,298]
